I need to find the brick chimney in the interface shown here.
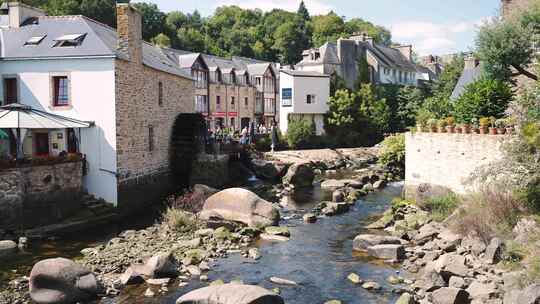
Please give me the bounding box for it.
[4,2,45,28]
[395,45,413,62]
[464,55,479,70]
[116,3,142,64]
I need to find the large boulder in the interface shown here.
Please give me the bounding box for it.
[29,258,100,304]
[513,217,540,245]
[282,163,314,188]
[516,283,540,304]
[176,284,284,304]
[200,188,280,228]
[431,287,470,304]
[320,179,350,191]
[352,234,401,251]
[251,159,289,181]
[367,244,405,260]
[121,252,178,285]
[484,238,504,265]
[435,253,469,278]
[321,202,349,216]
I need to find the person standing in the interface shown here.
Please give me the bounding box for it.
[270,122,278,153]
[241,126,248,145]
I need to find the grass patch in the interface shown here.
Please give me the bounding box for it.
[162,208,197,232]
[421,193,460,222]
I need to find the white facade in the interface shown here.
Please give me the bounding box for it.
[279,71,330,136]
[0,57,119,204]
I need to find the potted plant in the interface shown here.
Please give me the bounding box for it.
[445,117,456,133]
[460,122,471,134]
[479,117,490,134]
[489,116,498,135]
[415,109,432,133]
[427,118,438,133]
[437,119,448,133]
[495,118,506,135]
[505,117,516,135]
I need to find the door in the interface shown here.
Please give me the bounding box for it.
[34,133,50,156]
[241,118,250,130]
[4,78,17,104]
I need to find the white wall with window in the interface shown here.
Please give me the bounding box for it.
[0,57,118,204]
[279,70,330,136]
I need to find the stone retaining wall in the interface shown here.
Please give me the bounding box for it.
[0,161,83,231]
[405,132,507,199]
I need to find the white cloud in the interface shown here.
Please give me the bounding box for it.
[390,19,484,55]
[214,0,334,15]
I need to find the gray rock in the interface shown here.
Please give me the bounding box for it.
[269,277,298,286]
[260,233,290,242]
[449,276,466,289]
[352,234,401,251]
[513,217,540,245]
[187,265,201,276]
[248,248,261,260]
[461,237,486,256]
[131,252,178,278]
[320,179,349,191]
[361,281,381,290]
[373,180,386,189]
[484,238,504,265]
[396,293,415,304]
[367,244,405,260]
[0,240,17,257]
[431,287,469,304]
[252,159,289,180]
[322,202,350,216]
[282,163,314,188]
[347,273,363,284]
[303,213,317,223]
[362,183,374,192]
[29,258,100,304]
[466,281,498,301]
[332,190,345,202]
[516,284,540,304]
[435,253,469,278]
[418,268,446,292]
[200,188,280,228]
[264,226,290,237]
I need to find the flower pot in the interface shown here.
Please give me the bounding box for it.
[455,127,463,134]
[506,127,515,135]
[479,126,488,134]
[430,127,438,133]
[462,125,471,134]
[446,126,455,133]
[489,127,498,135]
[438,127,447,133]
[497,128,506,135]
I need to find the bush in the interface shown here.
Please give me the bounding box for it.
[420,193,460,222]
[162,208,197,232]
[453,77,513,123]
[286,118,315,149]
[378,134,405,174]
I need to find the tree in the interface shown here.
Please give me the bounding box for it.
[310,12,345,47]
[354,56,370,89]
[344,18,392,46]
[330,72,347,96]
[297,1,310,22]
[272,20,304,64]
[286,118,315,149]
[151,33,171,48]
[453,77,513,123]
[476,4,540,81]
[132,2,166,41]
[396,86,426,128]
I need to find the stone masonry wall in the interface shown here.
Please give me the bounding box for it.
[405,133,507,198]
[502,0,532,19]
[0,161,83,230]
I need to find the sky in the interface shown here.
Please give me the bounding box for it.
[132,0,501,56]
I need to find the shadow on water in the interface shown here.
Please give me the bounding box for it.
[117,183,406,304]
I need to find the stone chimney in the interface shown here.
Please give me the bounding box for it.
[3,2,45,28]
[395,45,413,62]
[116,3,142,64]
[464,55,480,70]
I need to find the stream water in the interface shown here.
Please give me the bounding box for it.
[1,179,406,304]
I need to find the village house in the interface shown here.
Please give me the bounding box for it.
[295,33,429,89]
[279,70,330,136]
[0,2,196,209]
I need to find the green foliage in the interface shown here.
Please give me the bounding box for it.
[330,73,347,96]
[422,193,460,222]
[453,77,513,123]
[476,5,540,81]
[396,86,427,128]
[286,118,315,149]
[163,208,197,232]
[378,134,405,172]
[355,56,371,89]
[151,33,171,48]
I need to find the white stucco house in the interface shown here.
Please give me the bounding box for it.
[279,70,330,136]
[0,2,196,208]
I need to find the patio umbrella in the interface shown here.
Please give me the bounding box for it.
[0,103,93,158]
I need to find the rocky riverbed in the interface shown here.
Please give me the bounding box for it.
[0,147,405,304]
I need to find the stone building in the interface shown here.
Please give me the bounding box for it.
[295,33,429,89]
[0,2,196,208]
[502,0,534,19]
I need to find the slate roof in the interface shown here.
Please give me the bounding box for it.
[280,70,329,77]
[450,65,483,100]
[0,15,192,79]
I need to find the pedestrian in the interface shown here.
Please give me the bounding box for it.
[270,122,278,153]
[241,126,248,145]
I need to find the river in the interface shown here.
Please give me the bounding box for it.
[2,180,406,304]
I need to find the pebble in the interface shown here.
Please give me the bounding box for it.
[270,276,298,286]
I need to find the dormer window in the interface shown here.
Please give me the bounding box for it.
[25,35,46,46]
[53,33,87,48]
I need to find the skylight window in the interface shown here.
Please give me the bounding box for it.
[24,35,46,46]
[53,33,87,47]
